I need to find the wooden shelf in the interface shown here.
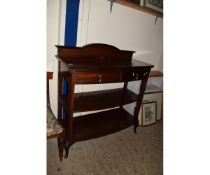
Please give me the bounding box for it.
[115,0,163,18]
[149,70,163,77]
[72,108,133,141]
[74,88,138,112]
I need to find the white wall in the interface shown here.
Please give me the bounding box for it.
[47,0,60,116]
[77,0,163,71]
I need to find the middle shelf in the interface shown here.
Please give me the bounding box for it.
[74,88,138,112]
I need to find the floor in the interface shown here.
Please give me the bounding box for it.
[47,120,163,175]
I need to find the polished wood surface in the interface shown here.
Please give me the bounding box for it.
[74,88,138,112]
[56,44,152,70]
[56,43,153,159]
[56,44,134,62]
[72,108,133,141]
[149,70,163,77]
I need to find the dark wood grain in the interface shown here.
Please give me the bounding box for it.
[72,108,134,141]
[56,43,134,62]
[56,44,153,71]
[47,72,53,107]
[133,71,150,133]
[74,88,138,112]
[73,70,122,84]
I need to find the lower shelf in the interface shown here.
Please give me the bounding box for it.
[71,108,134,141]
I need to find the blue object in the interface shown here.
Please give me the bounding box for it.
[64,0,80,46]
[62,107,67,124]
[62,79,68,96]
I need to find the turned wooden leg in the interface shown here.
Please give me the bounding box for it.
[57,134,64,161]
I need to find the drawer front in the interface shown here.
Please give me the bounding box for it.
[73,71,122,84]
[122,70,148,81]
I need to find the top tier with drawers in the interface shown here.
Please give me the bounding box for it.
[56,43,153,158]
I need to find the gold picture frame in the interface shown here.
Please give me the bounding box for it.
[142,101,157,126]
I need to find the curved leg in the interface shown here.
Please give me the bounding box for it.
[57,134,64,161]
[134,120,139,134]
[133,106,140,133]
[133,72,150,133]
[64,138,74,159]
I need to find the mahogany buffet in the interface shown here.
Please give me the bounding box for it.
[56,44,154,158]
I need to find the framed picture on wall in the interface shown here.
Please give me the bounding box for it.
[142,101,157,126]
[128,0,141,5]
[144,0,163,13]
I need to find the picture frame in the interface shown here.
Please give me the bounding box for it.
[144,0,163,13]
[128,0,141,5]
[142,101,157,126]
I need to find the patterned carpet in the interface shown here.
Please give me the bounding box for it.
[47,120,163,175]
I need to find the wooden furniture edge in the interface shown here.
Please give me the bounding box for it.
[149,70,163,77]
[56,44,153,158]
[47,72,53,107]
[47,72,53,79]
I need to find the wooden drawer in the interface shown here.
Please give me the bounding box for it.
[122,70,147,81]
[73,71,122,84]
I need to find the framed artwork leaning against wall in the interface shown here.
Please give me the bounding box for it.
[141,101,157,126]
